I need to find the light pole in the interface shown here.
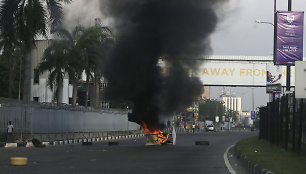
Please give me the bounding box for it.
[18,57,22,102]
[255,0,278,100]
[286,0,292,92]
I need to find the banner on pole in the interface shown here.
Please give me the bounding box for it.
[275,11,304,65]
[251,111,256,120]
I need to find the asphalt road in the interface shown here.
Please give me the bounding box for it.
[0,131,257,174]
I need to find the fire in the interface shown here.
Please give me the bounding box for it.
[142,122,169,145]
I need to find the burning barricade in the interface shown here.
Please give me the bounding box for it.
[142,122,174,145]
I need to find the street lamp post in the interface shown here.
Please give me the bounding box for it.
[256,0,282,101]
[286,0,292,92]
[18,57,22,102]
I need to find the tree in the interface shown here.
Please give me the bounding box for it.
[37,40,71,103]
[0,42,23,98]
[55,26,85,106]
[0,0,71,103]
[224,109,238,123]
[77,26,113,108]
[198,99,224,121]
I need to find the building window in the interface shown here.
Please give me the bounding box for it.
[34,69,39,84]
[33,97,39,102]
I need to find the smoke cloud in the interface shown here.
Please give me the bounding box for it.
[62,0,109,31]
[100,0,227,130]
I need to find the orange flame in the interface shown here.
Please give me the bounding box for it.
[142,122,169,144]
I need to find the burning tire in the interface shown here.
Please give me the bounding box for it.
[32,138,46,148]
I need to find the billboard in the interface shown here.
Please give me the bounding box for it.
[159,58,296,87]
[266,64,282,93]
[194,62,266,86]
[275,11,304,65]
[190,62,294,87]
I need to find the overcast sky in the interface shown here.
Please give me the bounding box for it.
[63,0,306,111]
[209,0,306,111]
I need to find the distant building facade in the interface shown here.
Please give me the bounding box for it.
[30,40,68,103]
[219,89,242,123]
[221,96,242,114]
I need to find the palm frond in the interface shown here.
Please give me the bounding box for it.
[56,0,72,4]
[46,0,63,32]
[32,0,48,36]
[0,0,19,44]
[54,28,74,42]
[72,25,85,40]
[37,61,52,74]
[48,70,57,90]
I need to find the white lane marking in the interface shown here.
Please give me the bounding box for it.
[224,145,237,174]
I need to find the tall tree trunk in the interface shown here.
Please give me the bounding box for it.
[72,82,78,106]
[57,77,63,104]
[8,55,16,98]
[22,52,32,103]
[85,73,90,107]
[57,85,63,104]
[94,71,100,109]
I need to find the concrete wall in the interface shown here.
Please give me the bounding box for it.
[0,103,139,134]
[31,108,139,133]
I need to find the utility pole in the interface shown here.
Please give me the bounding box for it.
[272,0,277,101]
[286,0,292,92]
[274,0,276,13]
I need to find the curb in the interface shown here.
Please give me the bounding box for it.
[235,150,275,174]
[0,133,146,148]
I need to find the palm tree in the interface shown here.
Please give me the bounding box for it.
[77,26,113,109]
[55,26,85,106]
[37,40,71,104]
[0,0,71,103]
[0,39,22,98]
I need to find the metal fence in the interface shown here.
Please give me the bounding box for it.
[0,101,139,135]
[259,94,306,153]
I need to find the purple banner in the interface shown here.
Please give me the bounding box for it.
[275,11,304,65]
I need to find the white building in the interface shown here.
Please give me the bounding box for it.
[219,89,242,123]
[221,96,242,114]
[30,40,70,103]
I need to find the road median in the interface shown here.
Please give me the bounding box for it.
[235,136,306,174]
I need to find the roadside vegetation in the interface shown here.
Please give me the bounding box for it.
[235,136,306,174]
[198,98,238,122]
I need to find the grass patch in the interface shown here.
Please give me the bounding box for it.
[235,136,306,174]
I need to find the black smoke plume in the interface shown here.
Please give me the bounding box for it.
[101,0,226,130]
